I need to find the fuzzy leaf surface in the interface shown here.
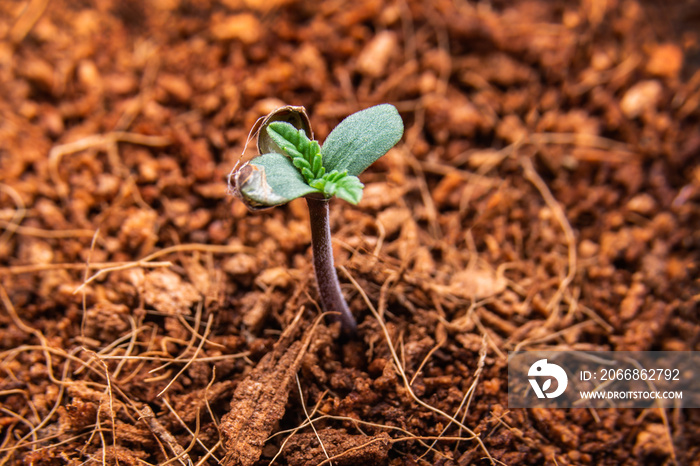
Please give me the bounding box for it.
[320,104,404,177]
[239,153,319,207]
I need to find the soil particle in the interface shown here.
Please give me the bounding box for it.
[132,269,201,315]
[83,302,130,341]
[284,428,392,466]
[633,423,674,459]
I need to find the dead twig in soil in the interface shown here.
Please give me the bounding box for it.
[340,266,495,464]
[0,423,13,457]
[162,399,208,465]
[152,368,230,462]
[398,0,416,64]
[218,308,321,466]
[139,405,192,466]
[160,400,200,466]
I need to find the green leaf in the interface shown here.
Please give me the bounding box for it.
[256,106,312,156]
[234,152,319,208]
[310,171,364,205]
[334,175,364,204]
[267,122,324,183]
[320,104,404,177]
[267,122,305,158]
[242,107,400,206]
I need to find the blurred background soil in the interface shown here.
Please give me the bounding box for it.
[0,0,698,464]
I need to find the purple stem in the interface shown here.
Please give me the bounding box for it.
[306,196,357,334]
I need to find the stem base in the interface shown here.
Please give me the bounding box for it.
[306,197,357,334]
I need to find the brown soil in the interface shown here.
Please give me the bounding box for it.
[1,0,699,465]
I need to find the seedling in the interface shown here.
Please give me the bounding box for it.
[229,104,404,333]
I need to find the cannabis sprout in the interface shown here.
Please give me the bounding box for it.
[230,104,404,333]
